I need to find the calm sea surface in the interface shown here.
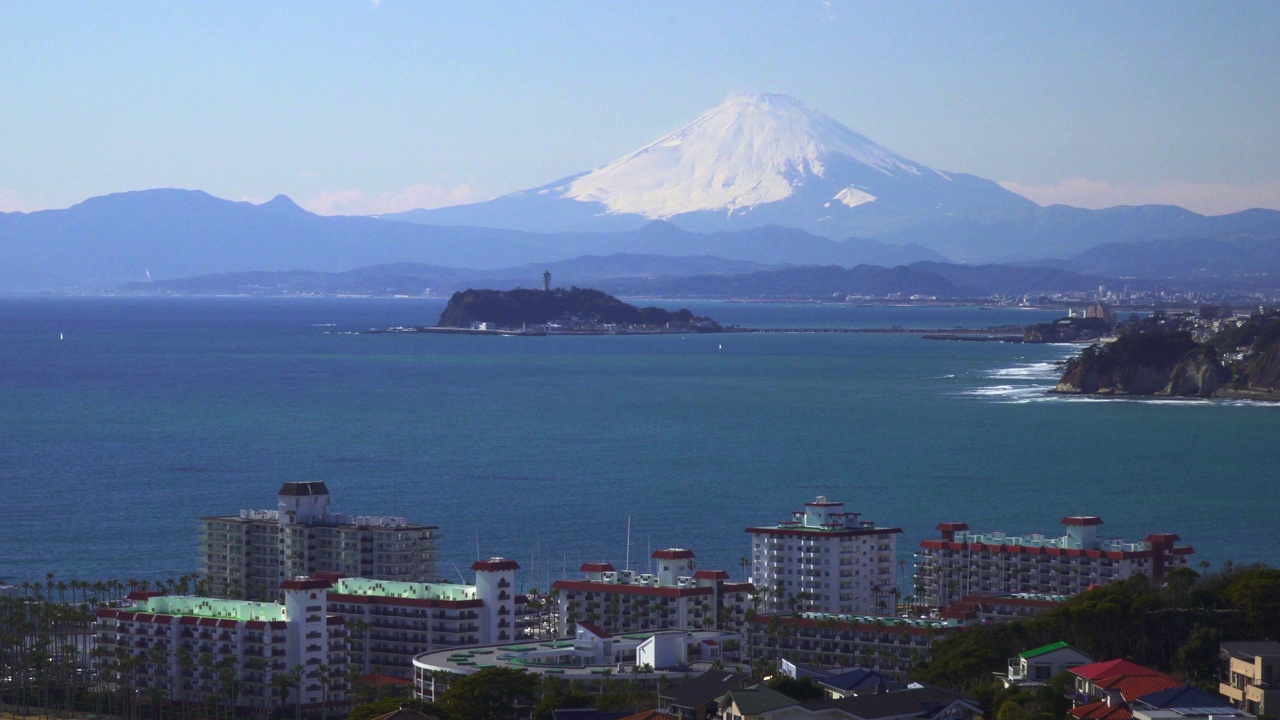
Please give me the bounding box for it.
[1,297,1275,590]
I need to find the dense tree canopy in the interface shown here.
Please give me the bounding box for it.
[914,566,1280,694]
[438,667,539,720]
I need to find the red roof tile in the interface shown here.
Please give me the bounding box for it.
[1061,516,1104,526]
[1071,659,1165,682]
[1095,674,1180,701]
[577,620,611,638]
[651,549,696,560]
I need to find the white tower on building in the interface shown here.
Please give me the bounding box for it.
[472,558,520,645]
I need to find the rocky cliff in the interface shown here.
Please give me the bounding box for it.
[1054,332,1227,397]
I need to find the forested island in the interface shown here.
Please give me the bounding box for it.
[1052,311,1280,399]
[435,286,722,333]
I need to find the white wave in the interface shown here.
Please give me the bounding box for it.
[985,362,1060,380]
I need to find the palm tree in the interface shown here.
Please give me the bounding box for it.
[269,671,294,718]
[316,663,330,720]
[291,665,306,720]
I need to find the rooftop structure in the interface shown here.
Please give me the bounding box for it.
[748,496,902,615]
[200,482,440,601]
[551,548,752,636]
[410,625,740,702]
[942,592,1071,624]
[916,517,1194,608]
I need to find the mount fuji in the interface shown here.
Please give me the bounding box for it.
[389,93,1034,242]
[385,93,1280,261]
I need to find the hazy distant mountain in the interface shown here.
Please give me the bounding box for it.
[0,188,946,291]
[119,253,1102,301]
[385,94,1280,261]
[387,93,1034,242]
[117,254,783,296]
[907,261,1100,295]
[601,265,974,299]
[876,206,1280,261]
[1026,235,1280,279]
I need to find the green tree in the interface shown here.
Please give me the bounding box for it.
[438,667,538,720]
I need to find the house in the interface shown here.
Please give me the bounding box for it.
[659,671,752,720]
[720,684,799,720]
[1132,709,1253,720]
[1219,641,1280,716]
[1134,686,1229,710]
[1003,641,1092,687]
[1068,659,1180,720]
[800,686,981,720]
[817,668,906,699]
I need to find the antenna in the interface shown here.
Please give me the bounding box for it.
[625,516,632,573]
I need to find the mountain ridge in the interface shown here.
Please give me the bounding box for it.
[0,189,946,291]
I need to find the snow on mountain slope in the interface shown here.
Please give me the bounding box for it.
[559,93,940,218]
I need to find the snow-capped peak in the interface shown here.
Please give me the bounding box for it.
[561,93,933,219]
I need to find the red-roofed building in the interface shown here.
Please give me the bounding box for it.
[326,557,532,679]
[1069,659,1178,716]
[747,496,902,615]
[552,548,753,636]
[916,516,1195,609]
[93,583,347,714]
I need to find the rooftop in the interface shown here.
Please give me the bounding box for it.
[413,630,739,680]
[332,577,478,602]
[1221,641,1280,660]
[1020,641,1082,659]
[793,611,960,630]
[135,595,287,622]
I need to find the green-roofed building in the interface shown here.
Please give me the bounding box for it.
[1004,641,1092,687]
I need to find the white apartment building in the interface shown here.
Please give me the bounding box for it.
[744,611,960,676]
[200,482,439,601]
[93,578,347,714]
[325,557,537,679]
[551,549,753,637]
[915,516,1195,609]
[748,497,902,615]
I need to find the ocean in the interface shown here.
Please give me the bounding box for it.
[1,296,1275,591]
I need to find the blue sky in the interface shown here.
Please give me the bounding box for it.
[2,1,1278,215]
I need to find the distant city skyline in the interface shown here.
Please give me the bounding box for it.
[2,1,1278,217]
